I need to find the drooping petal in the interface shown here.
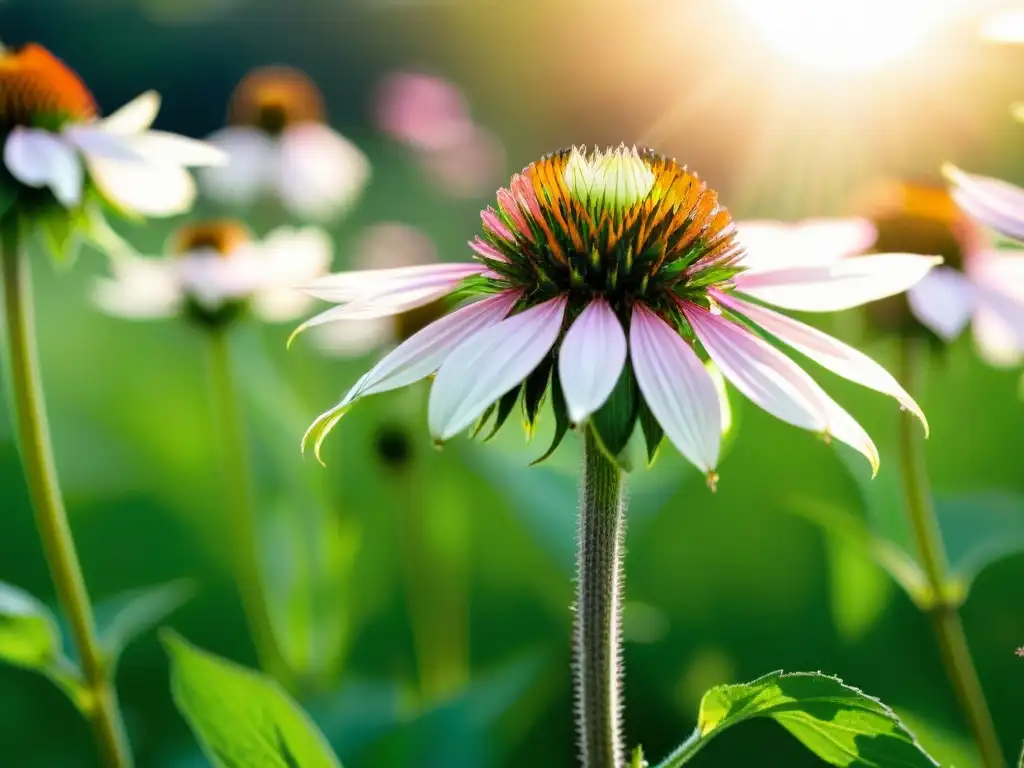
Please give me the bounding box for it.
[4,128,83,207]
[718,292,927,434]
[733,253,942,312]
[91,258,182,319]
[127,131,229,167]
[178,250,266,309]
[347,290,521,401]
[429,296,566,441]
[251,226,333,323]
[735,217,877,272]
[87,157,197,217]
[905,267,974,340]
[63,125,149,163]
[277,123,370,220]
[558,298,627,423]
[965,249,1024,358]
[685,303,878,474]
[304,262,486,302]
[946,166,1024,242]
[101,91,161,133]
[197,126,277,205]
[630,304,721,472]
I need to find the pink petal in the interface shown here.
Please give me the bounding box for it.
[497,186,530,237]
[481,207,514,242]
[469,237,508,263]
[972,308,1023,367]
[718,292,927,434]
[429,296,567,441]
[947,166,1024,242]
[346,290,521,402]
[735,217,877,272]
[684,303,878,474]
[304,262,485,303]
[558,298,627,423]
[906,267,974,341]
[511,173,543,221]
[733,253,942,312]
[630,304,721,472]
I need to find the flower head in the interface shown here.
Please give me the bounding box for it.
[93,219,331,328]
[297,145,940,482]
[199,66,369,221]
[861,176,1024,366]
[0,43,225,257]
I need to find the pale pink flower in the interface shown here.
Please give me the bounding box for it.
[199,67,369,221]
[375,72,476,152]
[295,146,939,482]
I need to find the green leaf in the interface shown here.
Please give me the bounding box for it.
[0,581,61,670]
[638,399,664,465]
[483,386,520,442]
[589,364,639,465]
[631,745,649,767]
[656,671,938,767]
[522,356,554,436]
[532,364,570,465]
[162,630,342,768]
[94,580,194,667]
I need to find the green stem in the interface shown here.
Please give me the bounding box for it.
[898,340,1005,768]
[206,326,288,682]
[654,728,703,768]
[575,428,627,768]
[0,216,131,767]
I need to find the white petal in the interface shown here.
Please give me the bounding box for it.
[685,303,878,474]
[734,253,942,312]
[259,225,333,284]
[304,262,485,303]
[277,123,370,220]
[101,92,161,134]
[906,267,974,340]
[178,251,265,308]
[128,131,229,167]
[252,289,318,324]
[91,258,182,319]
[63,126,149,162]
[558,298,627,423]
[719,292,927,434]
[197,127,277,205]
[630,304,721,472]
[4,128,83,207]
[947,166,1024,242]
[972,308,1023,367]
[88,157,197,217]
[428,296,566,441]
[736,217,877,272]
[347,290,521,401]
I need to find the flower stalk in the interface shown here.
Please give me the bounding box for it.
[897,340,1005,768]
[575,427,627,768]
[205,325,289,683]
[0,213,131,768]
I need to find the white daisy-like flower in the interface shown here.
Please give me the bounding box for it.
[198,66,370,221]
[92,220,332,325]
[311,222,441,356]
[0,43,225,219]
[295,145,941,482]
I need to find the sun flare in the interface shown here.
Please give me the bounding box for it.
[730,0,961,73]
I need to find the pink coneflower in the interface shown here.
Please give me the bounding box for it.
[295,146,939,483]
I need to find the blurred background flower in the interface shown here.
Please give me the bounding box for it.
[199,66,370,221]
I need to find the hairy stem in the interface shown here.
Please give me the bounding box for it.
[1,215,131,767]
[574,428,627,768]
[898,340,1005,768]
[206,326,288,682]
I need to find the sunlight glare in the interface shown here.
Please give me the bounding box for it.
[730,0,960,73]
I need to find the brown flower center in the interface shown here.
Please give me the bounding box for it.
[172,220,251,257]
[0,44,97,130]
[227,66,324,136]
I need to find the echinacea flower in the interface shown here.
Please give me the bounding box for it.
[297,145,939,482]
[199,66,369,221]
[0,43,225,255]
[93,219,331,327]
[311,222,444,357]
[865,177,1024,366]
